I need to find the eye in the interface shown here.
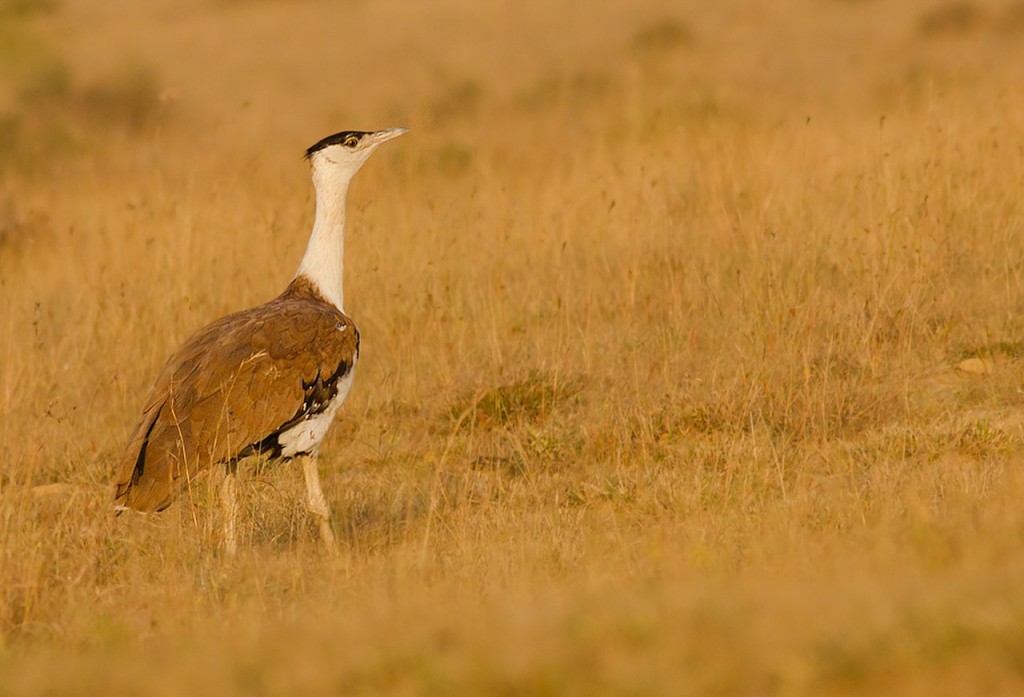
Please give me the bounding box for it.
[343,136,359,148]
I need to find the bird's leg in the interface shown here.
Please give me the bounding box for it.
[301,454,336,552]
[221,464,239,557]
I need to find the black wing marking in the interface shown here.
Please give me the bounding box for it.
[235,358,352,461]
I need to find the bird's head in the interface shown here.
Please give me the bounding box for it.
[305,127,407,189]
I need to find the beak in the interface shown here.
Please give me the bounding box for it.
[369,127,408,145]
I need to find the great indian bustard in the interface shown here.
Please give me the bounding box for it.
[113,127,407,554]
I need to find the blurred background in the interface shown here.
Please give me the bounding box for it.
[2,0,1021,170]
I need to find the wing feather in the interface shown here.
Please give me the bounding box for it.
[114,290,358,512]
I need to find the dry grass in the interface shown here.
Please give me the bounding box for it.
[4,0,1024,693]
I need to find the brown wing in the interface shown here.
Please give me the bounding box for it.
[114,287,359,512]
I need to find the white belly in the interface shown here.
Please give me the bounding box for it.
[277,368,355,458]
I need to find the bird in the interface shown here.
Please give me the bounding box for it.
[113,127,407,554]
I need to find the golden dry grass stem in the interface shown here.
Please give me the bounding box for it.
[4,0,1024,693]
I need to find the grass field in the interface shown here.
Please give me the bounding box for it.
[4,0,1024,693]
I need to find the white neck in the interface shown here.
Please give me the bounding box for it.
[295,165,353,311]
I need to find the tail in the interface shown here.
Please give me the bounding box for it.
[113,402,175,513]
[113,457,175,513]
